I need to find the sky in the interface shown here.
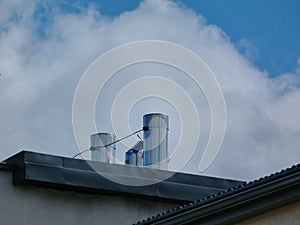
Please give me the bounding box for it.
[0,0,300,181]
[80,0,300,76]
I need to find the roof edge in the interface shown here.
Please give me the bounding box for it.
[136,163,300,224]
[2,150,244,203]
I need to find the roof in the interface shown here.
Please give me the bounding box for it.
[1,150,243,203]
[135,163,300,225]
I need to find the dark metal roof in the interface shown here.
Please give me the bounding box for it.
[135,163,300,225]
[1,150,244,203]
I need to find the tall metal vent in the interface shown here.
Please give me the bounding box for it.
[143,113,169,170]
[90,133,116,163]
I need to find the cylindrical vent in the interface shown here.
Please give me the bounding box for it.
[143,113,169,170]
[125,141,143,166]
[90,133,116,163]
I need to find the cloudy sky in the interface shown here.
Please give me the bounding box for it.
[1,0,300,181]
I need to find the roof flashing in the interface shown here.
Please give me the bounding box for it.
[3,150,244,203]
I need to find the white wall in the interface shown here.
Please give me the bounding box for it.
[0,169,178,225]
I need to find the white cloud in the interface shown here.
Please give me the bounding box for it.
[0,0,300,181]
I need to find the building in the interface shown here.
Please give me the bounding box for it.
[1,150,299,225]
[0,150,242,225]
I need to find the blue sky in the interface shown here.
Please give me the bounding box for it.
[185,0,300,76]
[59,0,300,76]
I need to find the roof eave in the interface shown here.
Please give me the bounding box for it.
[140,167,300,225]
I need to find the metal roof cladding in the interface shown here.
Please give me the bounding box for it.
[1,150,244,203]
[135,163,300,225]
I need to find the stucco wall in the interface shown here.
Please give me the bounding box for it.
[237,201,300,225]
[0,169,178,225]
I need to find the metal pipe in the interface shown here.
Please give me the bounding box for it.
[90,133,116,163]
[125,141,143,166]
[143,113,169,170]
